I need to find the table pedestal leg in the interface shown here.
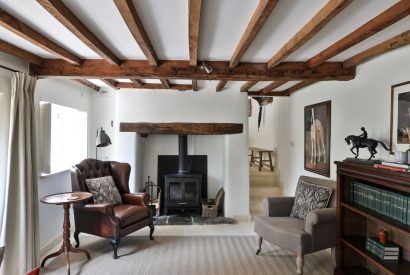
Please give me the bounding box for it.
[41,203,90,275]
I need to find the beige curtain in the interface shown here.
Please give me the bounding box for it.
[0,72,39,275]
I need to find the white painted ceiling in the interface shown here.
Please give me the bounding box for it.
[0,0,409,89]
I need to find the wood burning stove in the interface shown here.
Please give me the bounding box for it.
[164,135,203,214]
[164,173,202,214]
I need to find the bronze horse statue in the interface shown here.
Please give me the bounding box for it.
[345,135,390,160]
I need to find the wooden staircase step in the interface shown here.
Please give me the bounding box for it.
[250,186,282,202]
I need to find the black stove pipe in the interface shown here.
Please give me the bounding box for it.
[178,134,190,173]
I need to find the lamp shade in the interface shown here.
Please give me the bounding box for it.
[96,127,112,147]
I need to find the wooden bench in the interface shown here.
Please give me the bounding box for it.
[249,147,274,172]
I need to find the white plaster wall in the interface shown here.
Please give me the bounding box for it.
[35,79,91,248]
[248,99,276,150]
[114,86,249,218]
[89,91,117,161]
[278,46,410,196]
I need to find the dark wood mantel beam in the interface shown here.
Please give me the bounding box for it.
[30,60,356,81]
[247,91,288,97]
[120,122,243,135]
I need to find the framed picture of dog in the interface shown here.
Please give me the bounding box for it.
[390,81,410,153]
[304,101,331,177]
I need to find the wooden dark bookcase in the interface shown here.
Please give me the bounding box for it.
[335,161,410,275]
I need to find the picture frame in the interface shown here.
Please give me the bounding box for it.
[390,81,410,153]
[304,100,331,177]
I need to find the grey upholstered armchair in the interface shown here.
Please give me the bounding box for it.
[254,176,336,275]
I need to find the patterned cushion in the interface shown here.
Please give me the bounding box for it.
[85,176,122,205]
[290,181,333,219]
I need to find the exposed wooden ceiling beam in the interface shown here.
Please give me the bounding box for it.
[230,0,278,68]
[114,0,158,66]
[192,80,198,91]
[37,0,120,66]
[282,80,317,96]
[0,8,81,65]
[259,80,288,94]
[189,0,202,66]
[116,82,193,91]
[344,30,410,68]
[240,81,258,93]
[248,91,289,97]
[0,39,43,65]
[73,79,99,92]
[307,1,410,68]
[217,0,278,92]
[101,79,120,90]
[160,79,171,89]
[131,79,144,87]
[215,80,227,92]
[267,0,352,68]
[30,60,356,81]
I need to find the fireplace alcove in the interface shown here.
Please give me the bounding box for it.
[120,122,243,216]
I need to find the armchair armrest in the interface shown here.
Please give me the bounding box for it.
[262,197,295,217]
[80,203,115,216]
[305,207,336,235]
[121,193,149,207]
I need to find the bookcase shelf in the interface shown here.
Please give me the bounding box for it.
[335,161,410,275]
[341,202,410,238]
[343,236,410,275]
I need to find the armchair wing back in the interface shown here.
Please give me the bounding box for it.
[71,158,131,195]
[70,158,154,259]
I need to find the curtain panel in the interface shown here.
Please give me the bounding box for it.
[0,72,39,275]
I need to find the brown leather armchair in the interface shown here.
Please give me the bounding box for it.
[71,159,154,259]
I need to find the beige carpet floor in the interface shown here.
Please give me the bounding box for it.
[41,236,332,275]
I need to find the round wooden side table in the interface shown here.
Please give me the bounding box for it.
[40,191,92,275]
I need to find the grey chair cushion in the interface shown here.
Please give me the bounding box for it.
[254,216,311,255]
[290,181,332,219]
[85,176,122,205]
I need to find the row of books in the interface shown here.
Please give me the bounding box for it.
[350,181,410,226]
[374,161,410,172]
[365,237,400,261]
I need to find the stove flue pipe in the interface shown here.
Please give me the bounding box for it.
[178,134,190,174]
